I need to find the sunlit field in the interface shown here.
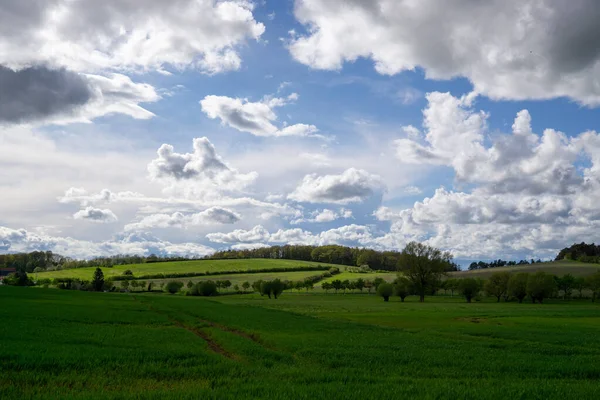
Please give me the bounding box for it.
[2,286,599,399]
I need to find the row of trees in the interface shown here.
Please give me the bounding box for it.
[468,259,542,270]
[0,250,201,273]
[210,244,459,272]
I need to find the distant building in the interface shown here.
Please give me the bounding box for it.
[0,268,17,281]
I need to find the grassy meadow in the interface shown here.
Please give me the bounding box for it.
[33,258,337,280]
[2,286,600,399]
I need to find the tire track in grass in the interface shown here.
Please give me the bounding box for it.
[132,295,238,360]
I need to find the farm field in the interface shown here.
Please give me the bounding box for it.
[319,271,397,284]
[2,286,600,399]
[33,258,337,280]
[450,260,600,279]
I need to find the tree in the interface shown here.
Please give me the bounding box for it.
[187,281,194,289]
[556,274,576,300]
[147,282,153,292]
[242,281,250,292]
[377,283,394,302]
[139,281,146,292]
[322,282,332,293]
[233,284,240,292]
[355,278,365,292]
[120,280,130,291]
[165,280,184,294]
[221,280,232,291]
[397,242,453,302]
[394,277,411,302]
[252,280,263,294]
[122,269,133,277]
[372,277,385,290]
[331,279,343,293]
[586,271,600,302]
[91,268,105,292]
[484,271,510,302]
[342,280,350,294]
[508,273,529,303]
[459,278,481,303]
[445,278,459,297]
[260,279,284,299]
[130,280,139,291]
[526,272,556,304]
[573,277,586,299]
[364,280,374,293]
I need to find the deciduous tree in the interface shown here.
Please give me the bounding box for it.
[484,271,510,302]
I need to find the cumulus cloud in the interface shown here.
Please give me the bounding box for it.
[73,207,118,223]
[148,137,258,198]
[395,92,583,196]
[0,66,159,124]
[0,225,214,259]
[0,0,264,75]
[291,208,353,224]
[124,206,241,231]
[288,168,383,204]
[289,0,600,105]
[200,93,321,138]
[206,225,270,244]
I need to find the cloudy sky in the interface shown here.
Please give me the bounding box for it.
[2,0,600,262]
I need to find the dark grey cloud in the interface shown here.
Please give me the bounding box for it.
[0,65,93,123]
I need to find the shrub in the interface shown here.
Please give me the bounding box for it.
[377,283,394,302]
[122,270,133,277]
[459,278,481,303]
[394,277,412,302]
[3,271,34,287]
[192,280,218,297]
[165,280,184,294]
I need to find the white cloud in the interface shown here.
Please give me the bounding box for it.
[289,0,600,105]
[73,207,118,223]
[0,225,214,259]
[124,206,241,231]
[200,93,321,138]
[148,137,258,199]
[291,208,353,224]
[206,225,270,244]
[288,168,383,204]
[403,186,422,195]
[0,0,264,75]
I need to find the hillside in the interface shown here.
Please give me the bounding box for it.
[34,259,338,280]
[450,260,600,279]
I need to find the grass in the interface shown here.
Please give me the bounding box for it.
[2,286,600,399]
[34,259,338,280]
[450,260,600,278]
[320,271,397,285]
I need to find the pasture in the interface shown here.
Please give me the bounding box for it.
[33,258,337,280]
[1,286,599,399]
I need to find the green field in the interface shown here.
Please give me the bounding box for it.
[2,286,600,399]
[450,260,600,279]
[34,259,337,280]
[320,271,397,284]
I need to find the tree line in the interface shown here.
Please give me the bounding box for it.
[556,242,600,264]
[468,259,542,270]
[0,251,201,274]
[210,244,460,272]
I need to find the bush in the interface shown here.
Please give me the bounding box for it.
[394,277,412,302]
[191,281,218,297]
[165,280,184,294]
[377,283,394,302]
[458,278,482,303]
[122,270,133,277]
[3,271,34,287]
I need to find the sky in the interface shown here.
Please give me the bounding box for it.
[2,0,600,262]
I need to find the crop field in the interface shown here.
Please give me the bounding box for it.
[450,260,600,279]
[33,259,337,280]
[2,286,600,399]
[319,271,397,285]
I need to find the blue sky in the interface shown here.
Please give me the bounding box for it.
[2,0,600,262]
